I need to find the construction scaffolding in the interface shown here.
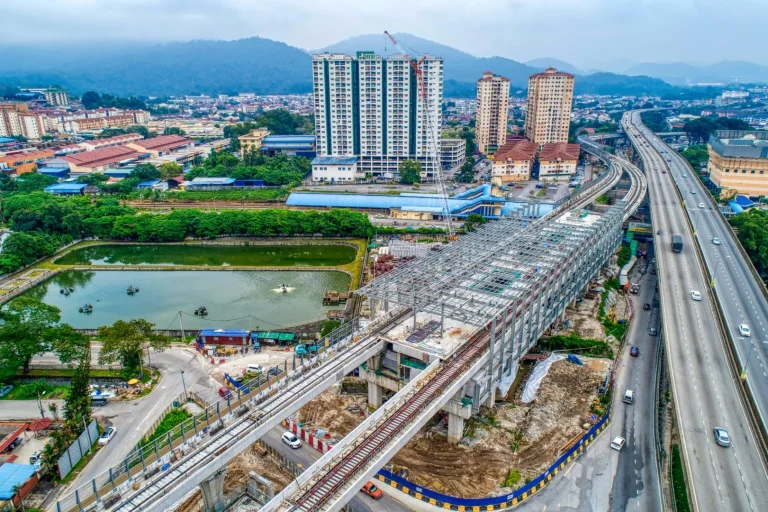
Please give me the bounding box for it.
[358,202,625,330]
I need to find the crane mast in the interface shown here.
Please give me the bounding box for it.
[384,31,457,240]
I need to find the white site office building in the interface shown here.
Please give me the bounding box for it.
[312,51,444,181]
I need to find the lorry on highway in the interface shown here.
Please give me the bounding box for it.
[671,235,683,253]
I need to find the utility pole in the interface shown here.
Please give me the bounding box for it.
[179,311,185,342]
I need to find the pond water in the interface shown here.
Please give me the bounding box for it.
[53,244,357,267]
[21,270,351,330]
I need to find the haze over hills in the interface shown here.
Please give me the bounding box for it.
[0,32,752,99]
[624,60,768,85]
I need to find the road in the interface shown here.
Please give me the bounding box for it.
[30,345,221,492]
[516,260,662,511]
[261,428,411,512]
[623,111,768,511]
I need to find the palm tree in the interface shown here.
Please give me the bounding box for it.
[48,402,59,420]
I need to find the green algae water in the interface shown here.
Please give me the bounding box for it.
[21,270,351,329]
[54,244,357,267]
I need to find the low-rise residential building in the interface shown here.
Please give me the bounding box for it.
[708,130,768,197]
[238,128,270,153]
[260,135,316,158]
[440,139,467,170]
[125,135,192,157]
[79,133,143,151]
[62,145,142,174]
[311,156,360,183]
[491,139,538,184]
[0,149,56,175]
[538,142,581,182]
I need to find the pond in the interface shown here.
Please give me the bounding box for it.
[54,244,358,267]
[21,270,351,330]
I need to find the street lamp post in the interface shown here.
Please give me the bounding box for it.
[741,343,756,381]
[37,390,46,419]
[181,371,187,401]
[711,255,721,288]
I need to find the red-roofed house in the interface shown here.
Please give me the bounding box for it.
[491,139,539,183]
[539,142,581,182]
[0,149,56,175]
[79,133,143,152]
[62,145,142,173]
[126,135,192,157]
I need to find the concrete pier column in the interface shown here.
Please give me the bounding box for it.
[447,413,464,444]
[199,468,227,512]
[367,382,383,410]
[484,391,496,409]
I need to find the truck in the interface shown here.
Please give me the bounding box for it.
[295,343,319,356]
[671,235,683,253]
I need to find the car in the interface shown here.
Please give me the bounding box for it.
[649,327,658,336]
[98,427,117,446]
[218,386,232,399]
[643,303,651,311]
[713,427,731,447]
[691,291,702,301]
[682,174,687,178]
[698,202,705,208]
[610,436,626,451]
[691,189,696,194]
[712,237,721,245]
[0,385,13,398]
[623,390,634,404]
[281,431,302,449]
[739,324,751,337]
[29,451,43,466]
[360,481,383,499]
[630,346,639,357]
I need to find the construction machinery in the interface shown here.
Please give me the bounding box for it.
[384,31,457,241]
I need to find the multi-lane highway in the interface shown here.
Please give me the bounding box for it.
[623,111,768,511]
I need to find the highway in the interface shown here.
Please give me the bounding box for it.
[623,111,768,511]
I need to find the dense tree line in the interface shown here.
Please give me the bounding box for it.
[185,151,310,186]
[81,91,147,110]
[640,111,668,133]
[225,110,314,151]
[730,209,768,283]
[682,116,752,145]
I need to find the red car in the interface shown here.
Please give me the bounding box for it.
[361,481,383,499]
[630,346,639,357]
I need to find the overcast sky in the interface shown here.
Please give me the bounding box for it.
[3,0,767,67]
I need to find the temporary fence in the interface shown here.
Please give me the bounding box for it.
[283,419,333,453]
[57,419,99,480]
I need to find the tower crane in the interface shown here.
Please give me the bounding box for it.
[384,31,457,240]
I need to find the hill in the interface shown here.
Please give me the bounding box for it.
[525,58,583,75]
[625,60,768,85]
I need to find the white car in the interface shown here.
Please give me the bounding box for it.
[281,431,302,449]
[98,427,117,446]
[682,174,688,178]
[738,324,751,337]
[712,237,721,245]
[698,202,705,208]
[690,189,696,194]
[691,291,702,301]
[610,436,626,451]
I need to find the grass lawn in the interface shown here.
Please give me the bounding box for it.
[145,188,288,203]
[139,408,192,447]
[671,444,691,512]
[13,368,123,379]
[1,381,70,400]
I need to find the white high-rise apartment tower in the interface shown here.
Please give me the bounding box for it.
[312,51,443,180]
[475,71,510,154]
[524,67,574,144]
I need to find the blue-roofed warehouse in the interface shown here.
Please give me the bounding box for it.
[185,177,236,190]
[286,184,553,219]
[260,135,316,158]
[198,329,250,346]
[0,463,39,506]
[44,183,87,196]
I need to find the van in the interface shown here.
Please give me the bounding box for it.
[610,436,626,451]
[218,387,232,399]
[623,390,634,404]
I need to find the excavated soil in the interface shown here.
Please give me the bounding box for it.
[389,357,611,498]
[295,383,368,441]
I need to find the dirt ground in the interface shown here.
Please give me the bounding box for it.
[175,445,294,512]
[388,357,611,498]
[294,382,368,442]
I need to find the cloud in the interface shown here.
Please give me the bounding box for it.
[1,0,766,65]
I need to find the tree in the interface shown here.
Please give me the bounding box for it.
[399,160,422,185]
[15,173,57,192]
[0,297,86,379]
[464,213,487,232]
[158,162,183,181]
[683,117,718,144]
[730,209,768,282]
[81,91,101,110]
[98,319,170,378]
[130,163,161,182]
[455,160,475,183]
[63,344,92,427]
[163,127,186,136]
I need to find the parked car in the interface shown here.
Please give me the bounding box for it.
[98,427,117,446]
[713,427,731,447]
[691,291,702,301]
[739,324,751,337]
[2,437,22,453]
[29,451,43,466]
[360,481,383,499]
[630,346,639,357]
[0,385,13,398]
[281,431,302,449]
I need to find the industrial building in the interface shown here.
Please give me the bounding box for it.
[61,146,144,174]
[312,51,443,180]
[525,68,575,144]
[260,135,316,158]
[475,71,510,154]
[125,134,192,157]
[707,130,768,197]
